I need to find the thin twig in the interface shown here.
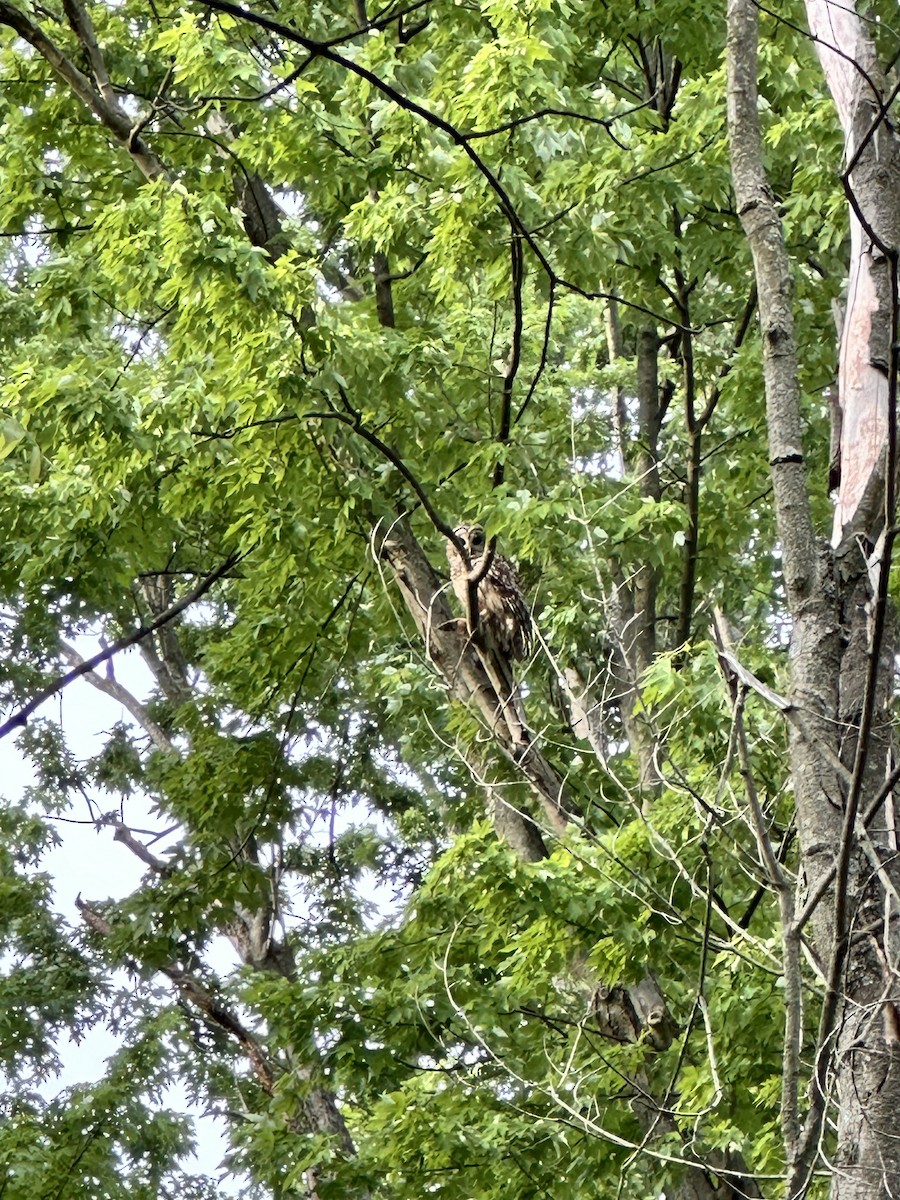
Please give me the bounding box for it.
[515,280,555,425]
[492,228,523,489]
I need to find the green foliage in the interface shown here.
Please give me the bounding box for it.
[0,1014,219,1200]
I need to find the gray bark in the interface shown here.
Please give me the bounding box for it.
[0,0,167,183]
[605,327,664,795]
[727,1,900,1194]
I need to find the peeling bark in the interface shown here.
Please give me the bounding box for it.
[805,0,900,546]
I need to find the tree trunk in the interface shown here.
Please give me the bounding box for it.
[727,0,900,1194]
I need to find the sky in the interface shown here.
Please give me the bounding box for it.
[1,644,233,1184]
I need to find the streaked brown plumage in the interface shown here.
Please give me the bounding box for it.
[446,524,532,661]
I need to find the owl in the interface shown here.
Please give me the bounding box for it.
[446,524,532,661]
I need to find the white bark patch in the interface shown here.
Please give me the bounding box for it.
[833,216,890,539]
[805,0,861,143]
[806,0,892,544]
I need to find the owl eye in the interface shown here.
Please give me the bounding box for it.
[469,527,486,553]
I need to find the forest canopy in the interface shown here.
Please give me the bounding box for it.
[0,0,899,1197]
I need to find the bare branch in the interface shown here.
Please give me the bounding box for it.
[0,553,242,741]
[61,0,116,107]
[109,819,173,876]
[492,228,523,490]
[461,99,654,145]
[59,640,175,752]
[75,895,276,1091]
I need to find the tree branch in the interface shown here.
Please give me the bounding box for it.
[59,640,175,752]
[108,818,173,876]
[61,0,116,107]
[0,553,242,741]
[492,229,523,490]
[303,408,463,547]
[75,895,277,1091]
[0,0,167,181]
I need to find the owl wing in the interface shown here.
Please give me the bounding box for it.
[484,555,532,661]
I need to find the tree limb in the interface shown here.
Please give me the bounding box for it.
[0,0,167,181]
[59,639,175,753]
[0,553,242,741]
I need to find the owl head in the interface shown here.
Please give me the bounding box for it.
[452,524,487,565]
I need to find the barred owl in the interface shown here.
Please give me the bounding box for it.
[446,524,532,660]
